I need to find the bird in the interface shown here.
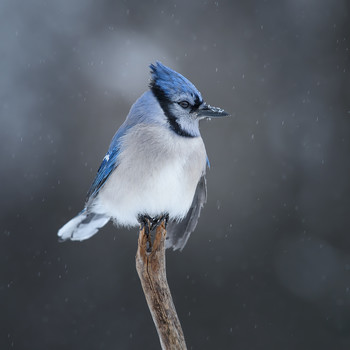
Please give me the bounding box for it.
[58,62,228,250]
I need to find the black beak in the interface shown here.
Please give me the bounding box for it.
[196,103,230,119]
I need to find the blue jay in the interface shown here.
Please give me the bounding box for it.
[58,62,228,250]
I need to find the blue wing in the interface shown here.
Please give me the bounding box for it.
[86,126,127,200]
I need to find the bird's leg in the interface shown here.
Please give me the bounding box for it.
[163,213,169,228]
[138,215,153,252]
[150,213,169,231]
[138,214,169,253]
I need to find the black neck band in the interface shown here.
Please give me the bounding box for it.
[150,84,195,138]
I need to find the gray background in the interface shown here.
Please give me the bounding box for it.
[1,0,350,349]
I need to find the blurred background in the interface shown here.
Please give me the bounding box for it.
[1,0,350,349]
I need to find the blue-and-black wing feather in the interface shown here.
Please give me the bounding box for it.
[86,127,127,200]
[86,147,121,199]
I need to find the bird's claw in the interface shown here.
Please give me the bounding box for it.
[138,214,169,253]
[150,213,169,231]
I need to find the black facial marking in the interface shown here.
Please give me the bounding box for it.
[190,95,202,113]
[150,82,195,138]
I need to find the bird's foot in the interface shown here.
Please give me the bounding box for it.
[138,215,153,252]
[150,213,169,231]
[138,214,169,253]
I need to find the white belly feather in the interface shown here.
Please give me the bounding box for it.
[96,124,207,226]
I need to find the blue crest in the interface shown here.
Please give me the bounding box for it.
[150,62,202,102]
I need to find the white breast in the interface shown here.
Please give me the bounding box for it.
[96,124,207,226]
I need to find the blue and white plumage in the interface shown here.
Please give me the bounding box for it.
[58,62,228,250]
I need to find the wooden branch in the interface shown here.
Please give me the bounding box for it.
[136,219,187,350]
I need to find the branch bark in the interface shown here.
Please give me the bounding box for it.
[136,219,187,350]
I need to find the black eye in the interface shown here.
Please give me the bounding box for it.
[178,101,190,109]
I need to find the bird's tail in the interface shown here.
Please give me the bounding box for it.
[58,209,109,241]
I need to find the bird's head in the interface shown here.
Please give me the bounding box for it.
[149,62,228,137]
